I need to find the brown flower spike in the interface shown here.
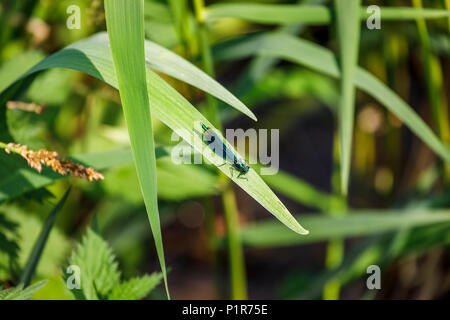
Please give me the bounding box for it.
[2,142,104,181]
[6,101,45,114]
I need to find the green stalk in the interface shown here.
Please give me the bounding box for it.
[222,185,248,299]
[323,133,347,300]
[445,0,450,34]
[193,0,248,299]
[413,0,450,146]
[167,0,196,101]
[20,188,71,286]
[0,141,20,154]
[193,0,221,129]
[203,198,224,298]
[334,0,361,195]
[323,0,360,299]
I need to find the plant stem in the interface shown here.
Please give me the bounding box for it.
[0,141,27,155]
[413,0,450,182]
[193,0,248,299]
[323,133,347,300]
[222,184,248,299]
[203,197,224,298]
[193,0,221,129]
[167,0,195,101]
[20,188,71,286]
[446,0,450,34]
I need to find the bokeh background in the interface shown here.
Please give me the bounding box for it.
[0,0,449,300]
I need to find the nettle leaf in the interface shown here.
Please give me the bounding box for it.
[0,213,20,277]
[108,273,163,300]
[0,280,47,300]
[64,228,162,300]
[66,229,121,300]
[0,205,70,281]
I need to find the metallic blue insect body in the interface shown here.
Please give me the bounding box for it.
[201,123,250,177]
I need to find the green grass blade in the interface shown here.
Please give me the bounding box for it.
[61,32,256,121]
[0,280,48,300]
[19,188,70,286]
[206,3,331,25]
[212,33,450,163]
[223,186,248,299]
[205,3,450,24]
[413,0,450,146]
[144,38,255,122]
[447,0,450,33]
[103,0,169,298]
[257,166,338,212]
[0,39,309,236]
[361,7,450,20]
[240,209,450,248]
[229,0,326,96]
[334,0,361,194]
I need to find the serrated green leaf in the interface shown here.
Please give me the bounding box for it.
[108,273,163,300]
[0,280,47,300]
[66,229,121,300]
[0,205,70,280]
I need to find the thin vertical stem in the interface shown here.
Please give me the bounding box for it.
[193,0,248,299]
[193,0,221,129]
[446,0,450,34]
[203,197,224,298]
[413,0,450,182]
[222,185,248,300]
[323,133,347,300]
[324,0,361,299]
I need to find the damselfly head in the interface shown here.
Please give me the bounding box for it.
[201,123,209,132]
[235,159,250,173]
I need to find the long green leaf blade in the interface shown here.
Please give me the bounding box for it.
[205,3,450,24]
[258,165,337,212]
[334,0,361,194]
[104,0,169,298]
[0,280,47,300]
[240,209,450,248]
[0,35,309,235]
[82,32,256,121]
[19,188,71,286]
[212,33,450,163]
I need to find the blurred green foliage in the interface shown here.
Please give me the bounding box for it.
[0,0,449,300]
